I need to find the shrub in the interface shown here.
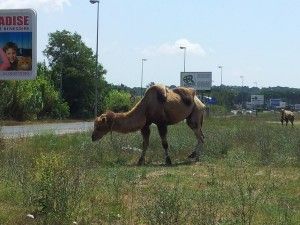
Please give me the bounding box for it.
[104,90,132,112]
[28,153,84,225]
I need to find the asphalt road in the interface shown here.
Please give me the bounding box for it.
[0,122,94,139]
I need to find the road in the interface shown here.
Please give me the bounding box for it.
[0,122,94,139]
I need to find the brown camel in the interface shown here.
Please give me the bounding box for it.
[92,84,206,166]
[281,109,294,127]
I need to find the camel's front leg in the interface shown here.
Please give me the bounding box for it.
[138,125,150,166]
[158,124,172,166]
[188,128,204,161]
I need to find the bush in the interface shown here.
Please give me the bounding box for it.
[0,77,69,121]
[29,153,84,224]
[104,90,132,112]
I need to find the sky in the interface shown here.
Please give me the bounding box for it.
[1,0,299,88]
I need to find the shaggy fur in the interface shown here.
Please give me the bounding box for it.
[92,84,206,165]
[281,109,294,127]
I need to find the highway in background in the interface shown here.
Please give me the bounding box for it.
[0,122,93,139]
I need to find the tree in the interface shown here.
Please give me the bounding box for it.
[43,30,107,118]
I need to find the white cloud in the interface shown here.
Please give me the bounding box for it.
[142,39,206,57]
[0,0,71,12]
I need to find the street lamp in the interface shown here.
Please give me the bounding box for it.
[240,75,244,87]
[59,43,65,96]
[90,0,100,117]
[180,46,186,72]
[140,58,147,96]
[240,75,244,108]
[218,65,223,86]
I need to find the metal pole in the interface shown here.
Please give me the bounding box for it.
[140,59,146,96]
[220,66,222,86]
[218,65,223,86]
[180,46,186,72]
[183,48,186,72]
[94,1,100,117]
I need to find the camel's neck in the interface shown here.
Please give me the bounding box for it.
[111,102,146,133]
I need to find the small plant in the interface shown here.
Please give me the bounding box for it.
[29,152,85,225]
[140,183,185,225]
[229,169,275,225]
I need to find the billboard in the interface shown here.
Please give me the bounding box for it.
[180,72,212,91]
[269,99,281,108]
[294,104,300,111]
[0,9,37,80]
[251,95,264,106]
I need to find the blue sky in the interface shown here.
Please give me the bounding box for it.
[1,0,299,88]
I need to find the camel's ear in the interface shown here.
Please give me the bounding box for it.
[96,116,107,124]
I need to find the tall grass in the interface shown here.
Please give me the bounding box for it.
[0,115,299,224]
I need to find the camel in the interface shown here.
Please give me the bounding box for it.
[92,84,206,166]
[280,109,294,127]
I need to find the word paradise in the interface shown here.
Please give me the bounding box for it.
[0,16,29,26]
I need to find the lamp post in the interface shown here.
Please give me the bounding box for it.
[140,58,147,96]
[90,0,100,117]
[240,75,244,108]
[59,43,65,96]
[218,65,223,86]
[180,46,186,72]
[240,75,244,87]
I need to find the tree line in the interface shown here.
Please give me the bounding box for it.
[1,30,299,121]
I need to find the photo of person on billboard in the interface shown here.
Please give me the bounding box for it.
[0,47,10,70]
[3,41,18,70]
[0,36,32,71]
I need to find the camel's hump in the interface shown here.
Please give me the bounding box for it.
[172,87,196,106]
[144,84,167,103]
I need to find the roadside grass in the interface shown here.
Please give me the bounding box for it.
[0,115,299,224]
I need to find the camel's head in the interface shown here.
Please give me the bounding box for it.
[92,112,115,142]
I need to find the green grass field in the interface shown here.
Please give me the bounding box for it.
[0,114,299,225]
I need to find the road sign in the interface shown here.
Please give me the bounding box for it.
[0,9,37,80]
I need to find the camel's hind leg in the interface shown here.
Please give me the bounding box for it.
[186,112,204,161]
[157,124,172,166]
[138,125,150,166]
[291,118,294,127]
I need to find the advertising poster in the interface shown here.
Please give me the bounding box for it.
[0,9,37,80]
[180,72,212,91]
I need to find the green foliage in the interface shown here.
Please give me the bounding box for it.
[29,153,84,225]
[208,105,228,116]
[104,89,132,112]
[1,117,300,224]
[0,63,69,121]
[43,30,108,118]
[140,184,186,225]
[0,80,43,120]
